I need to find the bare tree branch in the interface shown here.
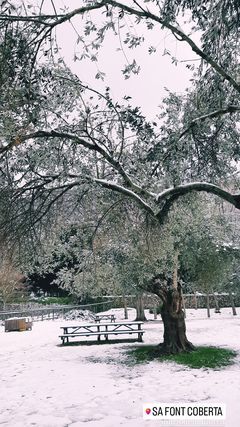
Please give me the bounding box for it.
[105,0,240,94]
[0,2,107,26]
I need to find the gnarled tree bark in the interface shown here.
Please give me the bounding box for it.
[149,276,195,355]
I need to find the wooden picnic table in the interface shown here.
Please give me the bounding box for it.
[59,321,145,344]
[94,314,116,322]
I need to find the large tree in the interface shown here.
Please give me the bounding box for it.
[0,0,240,354]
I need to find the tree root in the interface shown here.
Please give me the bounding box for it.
[154,340,196,355]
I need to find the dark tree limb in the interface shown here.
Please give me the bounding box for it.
[156,182,240,212]
[0,129,155,200]
[105,1,240,95]
[179,105,240,140]
[92,177,155,216]
[146,275,168,304]
[0,2,107,26]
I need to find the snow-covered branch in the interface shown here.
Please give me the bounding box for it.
[0,128,155,200]
[92,177,155,216]
[0,130,96,154]
[156,182,240,210]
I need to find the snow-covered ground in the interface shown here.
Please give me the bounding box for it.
[0,307,240,427]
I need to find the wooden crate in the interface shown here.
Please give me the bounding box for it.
[5,318,27,332]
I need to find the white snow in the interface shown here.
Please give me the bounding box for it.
[0,307,240,427]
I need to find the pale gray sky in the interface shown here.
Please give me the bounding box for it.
[40,0,200,117]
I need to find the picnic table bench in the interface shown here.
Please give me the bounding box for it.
[94,314,116,322]
[59,321,144,345]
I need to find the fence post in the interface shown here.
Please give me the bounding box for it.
[122,295,128,319]
[193,292,198,310]
[182,294,186,318]
[206,293,211,318]
[213,294,221,313]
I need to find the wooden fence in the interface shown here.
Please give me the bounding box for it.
[0,301,113,322]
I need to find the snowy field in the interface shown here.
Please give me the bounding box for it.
[0,307,240,427]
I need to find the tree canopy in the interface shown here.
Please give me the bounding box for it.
[0,1,239,216]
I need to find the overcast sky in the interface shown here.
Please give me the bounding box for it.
[40,0,200,118]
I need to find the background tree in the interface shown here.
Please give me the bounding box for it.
[0,254,26,309]
[184,239,236,317]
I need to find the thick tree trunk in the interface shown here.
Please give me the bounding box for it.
[135,292,147,321]
[148,272,195,355]
[159,253,193,353]
[229,292,237,316]
[158,288,194,354]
